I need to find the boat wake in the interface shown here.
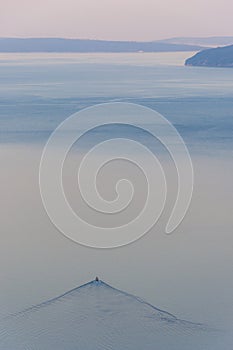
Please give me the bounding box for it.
[0,279,222,349]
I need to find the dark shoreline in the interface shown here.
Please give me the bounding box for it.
[185,44,233,68]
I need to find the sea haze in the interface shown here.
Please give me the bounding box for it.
[0,52,232,347]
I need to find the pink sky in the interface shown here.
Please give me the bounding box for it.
[1,0,233,41]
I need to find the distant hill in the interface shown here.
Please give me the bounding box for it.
[0,38,205,53]
[159,36,233,48]
[185,44,233,67]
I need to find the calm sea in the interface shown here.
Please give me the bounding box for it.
[0,52,233,156]
[0,52,232,342]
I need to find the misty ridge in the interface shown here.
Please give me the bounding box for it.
[1,36,233,53]
[0,37,207,52]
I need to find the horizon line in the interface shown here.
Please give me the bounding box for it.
[0,35,233,42]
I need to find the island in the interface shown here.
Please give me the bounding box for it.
[185,44,233,67]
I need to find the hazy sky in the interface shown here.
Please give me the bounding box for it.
[1,0,233,41]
